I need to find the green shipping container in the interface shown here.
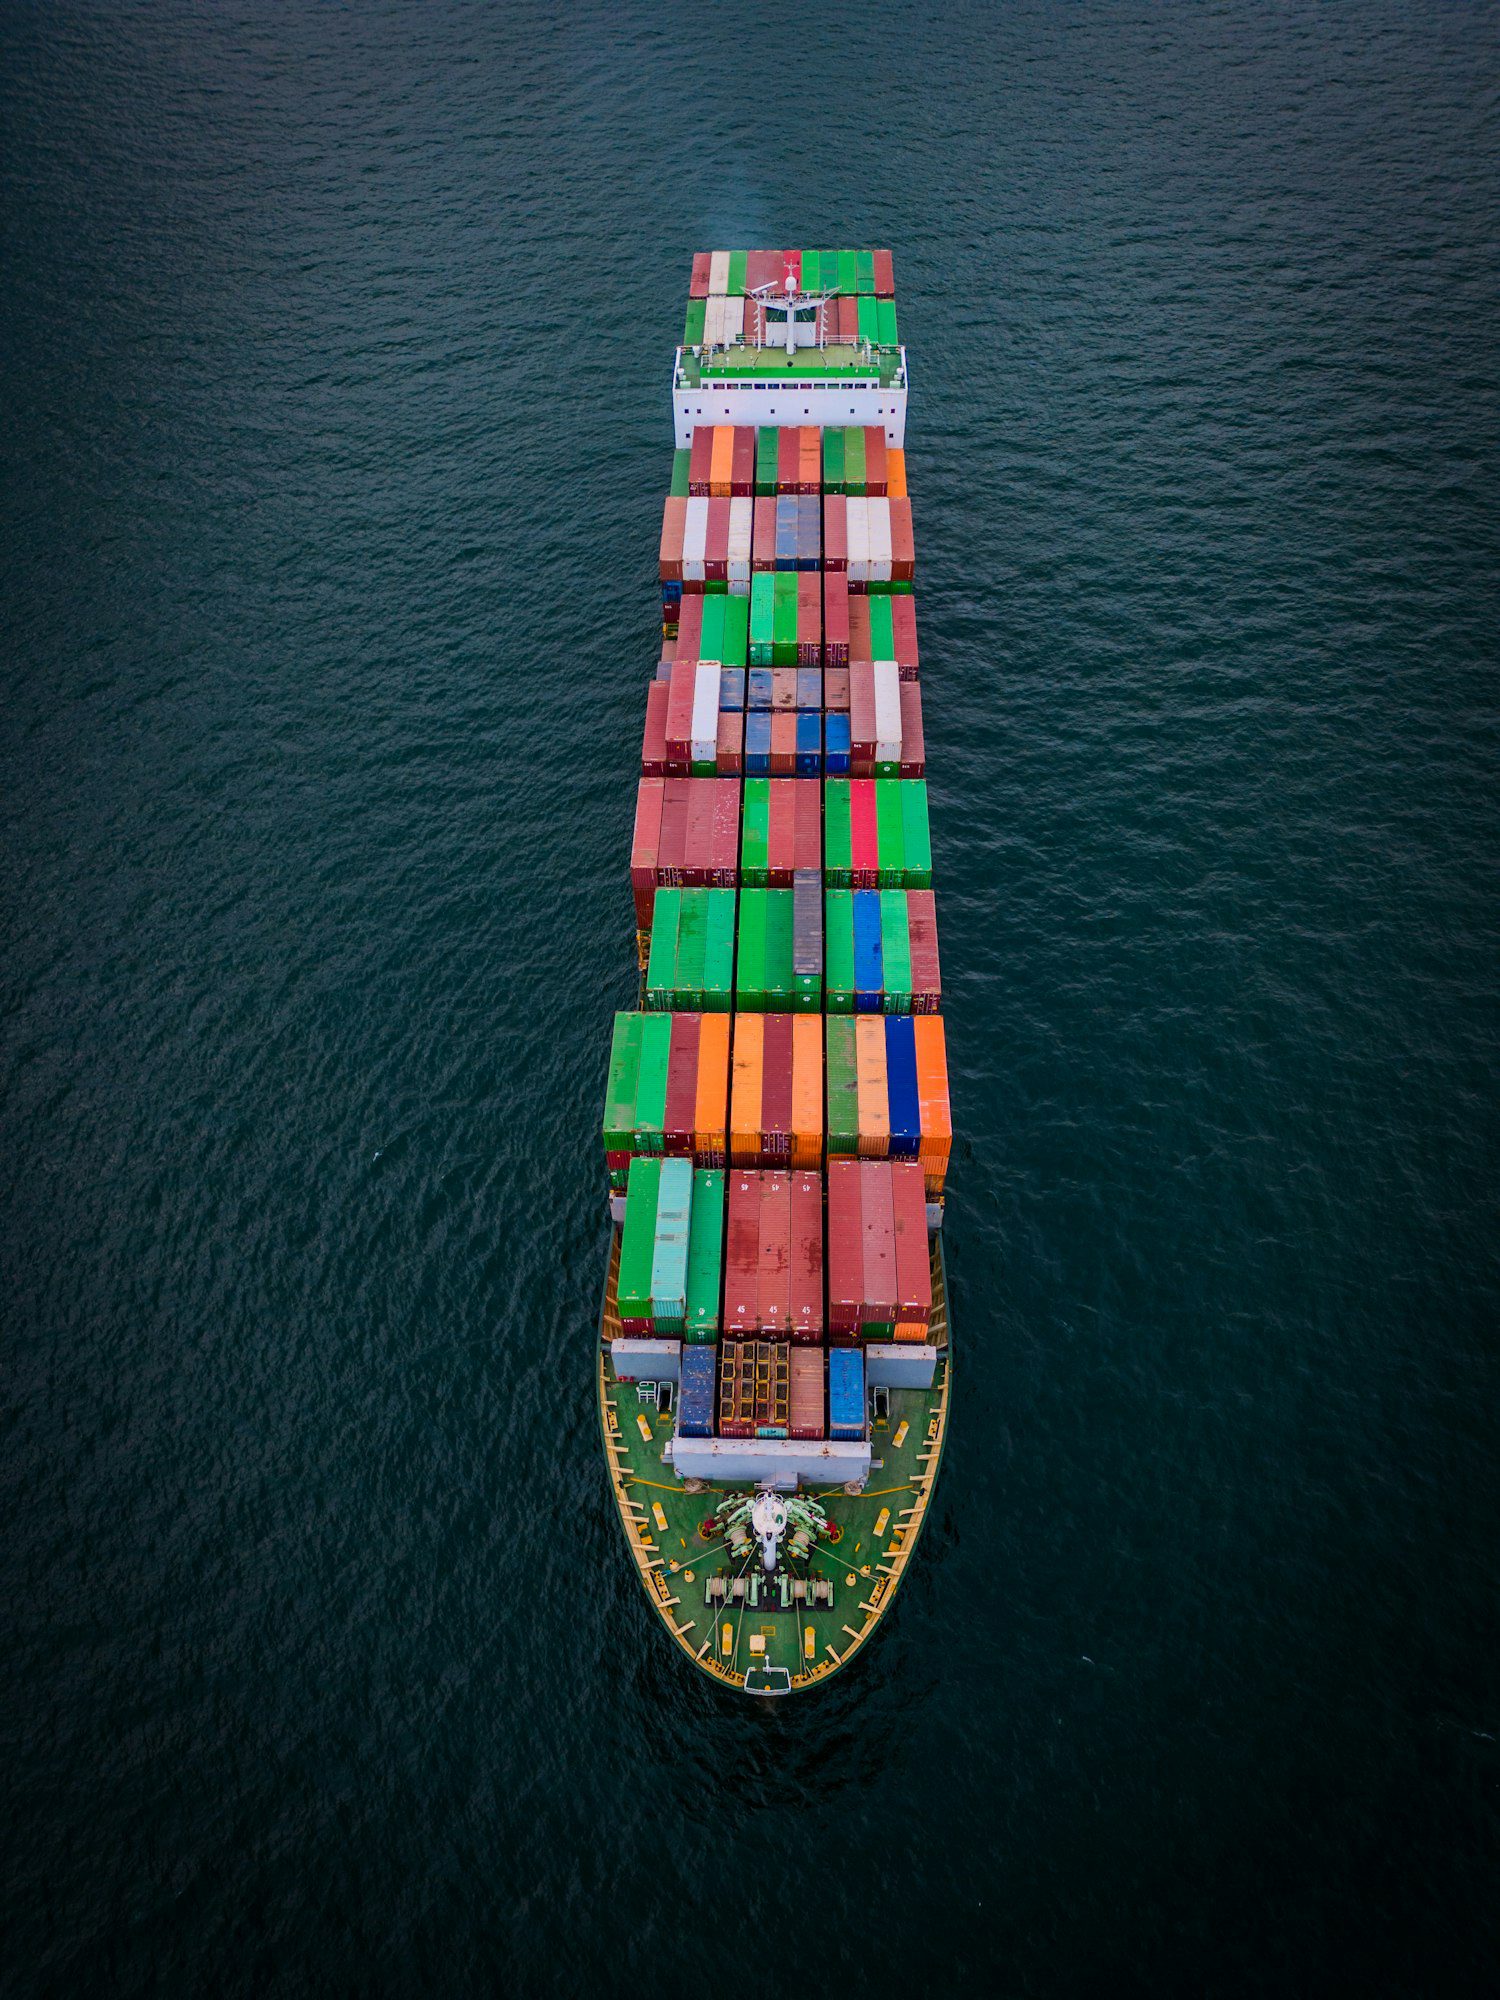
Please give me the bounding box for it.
[683,299,707,348]
[825,890,855,1013]
[603,1012,642,1154]
[800,249,823,291]
[901,781,932,889]
[836,249,858,295]
[857,295,879,347]
[684,1168,725,1340]
[822,426,845,493]
[824,779,853,887]
[825,1017,860,1154]
[749,572,775,666]
[844,424,866,496]
[875,781,906,889]
[880,890,912,1013]
[633,1012,672,1151]
[736,889,767,1009]
[669,448,691,498]
[675,891,707,1007]
[727,249,748,296]
[650,1156,694,1331]
[741,778,771,887]
[772,574,798,666]
[877,299,899,350]
[764,890,795,1009]
[755,426,779,495]
[700,594,726,665]
[868,594,895,659]
[646,890,680,1009]
[617,1155,661,1321]
[855,249,876,295]
[702,890,736,1011]
[722,593,749,670]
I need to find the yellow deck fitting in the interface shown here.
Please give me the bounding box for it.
[845,1571,857,1586]
[804,1626,816,1659]
[720,1622,733,1656]
[635,1413,654,1443]
[651,1501,668,1532]
[892,1420,909,1449]
[874,1508,891,1537]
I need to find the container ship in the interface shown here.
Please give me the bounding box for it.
[597,249,952,1695]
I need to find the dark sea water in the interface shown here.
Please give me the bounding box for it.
[4,4,1498,1992]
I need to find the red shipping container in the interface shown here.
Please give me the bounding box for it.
[872,248,895,297]
[752,495,777,571]
[864,428,888,496]
[789,1170,825,1342]
[769,712,797,775]
[664,661,696,770]
[642,679,669,776]
[705,497,731,585]
[890,497,915,583]
[849,661,876,765]
[688,426,714,496]
[663,1014,700,1156]
[823,495,848,573]
[758,1173,791,1333]
[826,1159,863,1339]
[681,779,714,885]
[906,891,942,1012]
[836,295,859,342]
[793,778,821,873]
[690,252,712,299]
[860,1159,898,1327]
[724,1173,761,1337]
[890,1159,931,1324]
[659,496,686,583]
[716,708,744,776]
[760,1014,794,1160]
[710,779,740,883]
[676,594,704,665]
[770,668,798,712]
[630,778,665,923]
[745,249,780,294]
[899,679,925,778]
[789,1346,824,1434]
[892,594,919,682]
[823,569,850,666]
[731,426,756,496]
[776,428,798,494]
[849,779,879,887]
[657,781,688,885]
[824,666,850,712]
[796,572,821,666]
[848,594,872,666]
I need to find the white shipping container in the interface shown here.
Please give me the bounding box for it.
[868,498,893,584]
[702,295,724,348]
[708,250,731,296]
[846,496,870,585]
[682,497,709,583]
[721,294,745,344]
[873,659,903,762]
[727,496,753,594]
[691,662,720,763]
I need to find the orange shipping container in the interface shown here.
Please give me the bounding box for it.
[790,1013,823,1169]
[912,1014,951,1193]
[886,449,907,499]
[694,1012,731,1166]
[797,426,821,494]
[855,1015,890,1159]
[709,425,735,497]
[729,1013,765,1166]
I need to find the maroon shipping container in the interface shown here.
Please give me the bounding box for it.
[890,497,915,584]
[776,428,798,495]
[758,1173,791,1333]
[864,427,888,496]
[872,248,895,298]
[705,497,731,585]
[642,679,669,776]
[789,1346,825,1436]
[657,782,688,886]
[823,569,850,667]
[890,1159,931,1323]
[892,594,919,682]
[664,661,696,770]
[710,779,739,884]
[724,1172,761,1338]
[752,495,777,572]
[849,661,876,766]
[771,668,798,712]
[860,1159,898,1328]
[794,778,821,874]
[659,496,686,583]
[716,708,744,776]
[769,712,798,776]
[663,1014,700,1156]
[848,594,872,666]
[630,778,665,923]
[681,780,713,884]
[824,666,850,712]
[826,1158,863,1340]
[690,251,712,299]
[906,890,942,1013]
[899,679,925,778]
[823,495,848,573]
[675,594,704,665]
[745,248,780,294]
[796,572,821,666]
[836,295,859,342]
[759,1013,794,1160]
[730,425,756,497]
[789,1170,824,1342]
[688,426,714,496]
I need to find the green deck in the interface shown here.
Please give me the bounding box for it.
[677,343,906,389]
[599,1228,951,1694]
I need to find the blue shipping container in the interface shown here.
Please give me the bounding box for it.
[747,667,774,711]
[795,667,821,711]
[852,890,884,1010]
[884,1015,921,1157]
[828,1348,865,1439]
[825,712,851,775]
[795,711,821,776]
[679,1345,717,1437]
[719,667,746,712]
[745,710,773,775]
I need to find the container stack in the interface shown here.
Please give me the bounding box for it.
[607,250,954,1454]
